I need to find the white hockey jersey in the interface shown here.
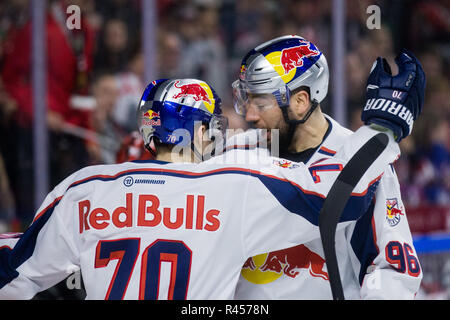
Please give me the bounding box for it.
[0,126,399,300]
[234,115,422,300]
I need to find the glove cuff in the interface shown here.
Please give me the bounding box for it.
[364,118,403,142]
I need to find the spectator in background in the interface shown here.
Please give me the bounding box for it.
[89,72,122,165]
[231,0,269,63]
[113,44,145,133]
[403,47,450,206]
[0,0,95,226]
[425,118,449,204]
[346,26,398,115]
[93,0,141,34]
[177,0,229,103]
[409,112,450,206]
[94,18,131,74]
[157,30,184,79]
[116,131,153,163]
[283,0,330,51]
[409,0,450,55]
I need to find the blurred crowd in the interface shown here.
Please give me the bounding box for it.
[0,0,448,232]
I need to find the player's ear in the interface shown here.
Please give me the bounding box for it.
[193,122,207,149]
[289,89,310,118]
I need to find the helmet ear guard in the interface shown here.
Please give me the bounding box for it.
[208,115,228,140]
[272,85,290,108]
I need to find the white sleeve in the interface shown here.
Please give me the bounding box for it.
[0,181,80,299]
[0,233,21,249]
[356,168,422,299]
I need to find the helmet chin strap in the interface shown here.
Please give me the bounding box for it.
[280,99,319,125]
[191,139,219,163]
[190,122,219,163]
[191,143,204,163]
[279,99,319,150]
[146,137,158,158]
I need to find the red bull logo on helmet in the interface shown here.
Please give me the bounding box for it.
[241,244,328,284]
[171,80,216,114]
[239,65,247,80]
[142,110,161,126]
[280,42,320,74]
[263,40,320,84]
[173,80,212,104]
[386,198,404,227]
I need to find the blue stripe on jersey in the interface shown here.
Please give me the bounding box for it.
[67,168,254,189]
[349,200,378,285]
[317,148,336,157]
[0,246,17,288]
[257,174,379,225]
[0,198,61,288]
[131,159,170,165]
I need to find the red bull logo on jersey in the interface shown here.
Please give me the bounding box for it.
[241,245,328,284]
[78,193,220,233]
[386,198,404,227]
[142,110,161,126]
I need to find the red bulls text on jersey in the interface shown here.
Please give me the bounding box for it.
[78,193,221,233]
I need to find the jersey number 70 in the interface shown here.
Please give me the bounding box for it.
[95,238,192,299]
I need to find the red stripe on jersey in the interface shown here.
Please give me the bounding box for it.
[32,196,64,223]
[320,146,336,155]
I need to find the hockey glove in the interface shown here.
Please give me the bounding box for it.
[361,49,426,142]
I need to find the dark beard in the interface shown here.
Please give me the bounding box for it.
[278,126,293,152]
[267,122,294,157]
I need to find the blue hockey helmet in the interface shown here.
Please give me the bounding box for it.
[137,78,227,151]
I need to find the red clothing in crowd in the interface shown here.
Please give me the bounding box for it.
[1,9,95,129]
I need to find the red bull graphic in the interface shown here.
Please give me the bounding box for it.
[241,244,328,284]
[386,198,404,226]
[280,42,320,74]
[273,159,300,169]
[172,80,212,104]
[142,110,161,126]
[239,65,247,80]
[243,257,256,270]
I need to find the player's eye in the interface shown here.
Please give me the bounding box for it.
[257,104,271,111]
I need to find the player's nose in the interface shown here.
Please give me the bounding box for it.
[244,104,260,123]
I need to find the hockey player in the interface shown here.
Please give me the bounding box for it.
[233,35,425,299]
[0,73,421,299]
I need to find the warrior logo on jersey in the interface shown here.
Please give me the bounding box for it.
[386,198,404,227]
